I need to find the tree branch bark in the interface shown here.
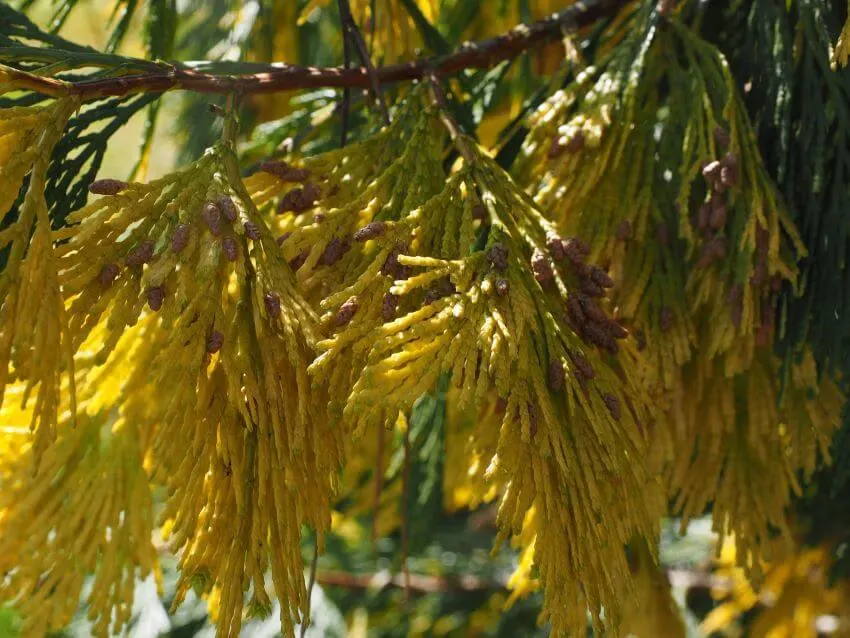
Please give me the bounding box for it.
[314,566,731,595]
[316,568,499,594]
[16,0,626,101]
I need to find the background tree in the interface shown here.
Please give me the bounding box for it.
[1,0,850,636]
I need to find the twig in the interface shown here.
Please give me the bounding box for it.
[337,0,390,124]
[301,535,320,638]
[338,0,353,146]
[401,423,411,602]
[426,70,475,163]
[371,425,385,554]
[11,0,625,101]
[316,568,501,594]
[314,566,732,596]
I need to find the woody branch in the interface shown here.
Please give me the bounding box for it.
[13,0,626,101]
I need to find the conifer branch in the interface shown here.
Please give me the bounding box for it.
[14,0,626,101]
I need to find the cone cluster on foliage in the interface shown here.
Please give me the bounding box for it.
[1,1,850,637]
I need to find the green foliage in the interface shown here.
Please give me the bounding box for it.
[700,0,850,375]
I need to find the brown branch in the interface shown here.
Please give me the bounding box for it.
[21,0,625,101]
[315,566,731,596]
[316,569,499,594]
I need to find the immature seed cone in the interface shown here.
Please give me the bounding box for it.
[145,286,165,311]
[720,153,739,188]
[546,232,566,260]
[709,199,728,230]
[264,292,281,316]
[532,249,554,282]
[88,178,127,195]
[321,236,351,266]
[353,221,387,242]
[565,130,585,152]
[125,241,155,267]
[424,277,456,304]
[202,201,222,236]
[206,330,224,354]
[702,160,722,182]
[171,223,190,253]
[603,393,621,420]
[487,243,509,270]
[335,296,360,327]
[222,236,238,262]
[218,195,238,222]
[243,221,261,241]
[277,183,321,213]
[381,293,399,321]
[548,137,566,159]
[98,263,120,287]
[548,359,565,391]
[258,159,310,182]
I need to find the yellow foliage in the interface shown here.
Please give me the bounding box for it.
[832,2,850,69]
[0,95,79,467]
[0,10,848,633]
[0,106,341,635]
[245,0,301,123]
[703,541,850,637]
[0,393,156,636]
[246,86,665,634]
[298,0,439,63]
[619,538,687,638]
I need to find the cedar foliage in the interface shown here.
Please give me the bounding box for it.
[1,0,850,636]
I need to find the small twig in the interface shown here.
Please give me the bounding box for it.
[300,535,320,638]
[371,425,385,554]
[426,70,475,163]
[316,568,502,594]
[337,0,391,124]
[337,0,353,146]
[401,423,411,602]
[315,566,732,596]
[218,94,246,189]
[0,64,71,96]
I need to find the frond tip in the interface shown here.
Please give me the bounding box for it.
[831,3,850,69]
[0,95,79,466]
[0,411,156,637]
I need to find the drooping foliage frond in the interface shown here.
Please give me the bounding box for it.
[514,8,844,577]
